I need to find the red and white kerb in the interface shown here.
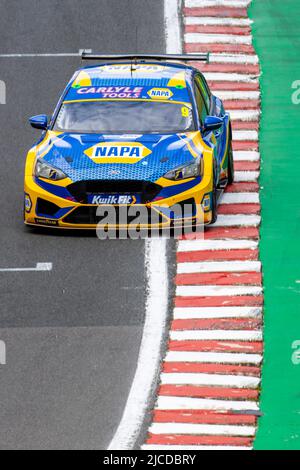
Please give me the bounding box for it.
[143,0,262,450]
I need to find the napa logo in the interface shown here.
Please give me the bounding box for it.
[101,64,165,73]
[148,88,173,100]
[84,142,152,164]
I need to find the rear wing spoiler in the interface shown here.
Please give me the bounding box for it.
[81,52,209,63]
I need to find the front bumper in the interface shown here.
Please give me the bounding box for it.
[24,173,214,229]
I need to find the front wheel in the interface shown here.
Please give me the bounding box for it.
[210,173,218,225]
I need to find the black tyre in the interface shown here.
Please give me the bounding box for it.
[210,163,218,224]
[227,139,234,185]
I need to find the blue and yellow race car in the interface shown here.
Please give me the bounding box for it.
[24,53,234,229]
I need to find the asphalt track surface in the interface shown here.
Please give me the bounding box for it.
[0,0,166,449]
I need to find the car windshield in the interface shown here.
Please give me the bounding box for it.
[54,100,195,134]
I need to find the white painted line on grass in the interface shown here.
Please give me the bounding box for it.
[177,260,261,274]
[156,396,259,410]
[165,351,262,364]
[173,306,262,319]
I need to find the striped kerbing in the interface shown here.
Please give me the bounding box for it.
[143,0,262,451]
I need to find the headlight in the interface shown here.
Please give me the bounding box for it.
[35,158,67,181]
[164,157,203,181]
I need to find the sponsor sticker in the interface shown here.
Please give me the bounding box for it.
[35,218,59,226]
[76,86,143,99]
[88,194,136,205]
[100,64,165,73]
[85,142,152,163]
[181,106,190,117]
[147,88,173,100]
[24,193,32,213]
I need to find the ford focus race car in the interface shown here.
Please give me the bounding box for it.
[24,53,234,230]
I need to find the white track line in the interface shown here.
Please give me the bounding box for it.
[0,262,52,272]
[185,17,252,26]
[233,151,260,161]
[211,214,261,227]
[210,54,258,64]
[156,396,259,411]
[216,91,260,100]
[142,444,252,450]
[150,422,256,436]
[0,49,92,58]
[108,239,168,450]
[235,171,259,182]
[170,330,262,341]
[185,33,252,45]
[165,0,182,53]
[230,109,260,120]
[165,351,262,364]
[185,0,252,7]
[220,192,259,204]
[176,285,262,297]
[0,53,81,57]
[177,260,261,274]
[178,239,258,251]
[173,306,262,319]
[233,131,258,141]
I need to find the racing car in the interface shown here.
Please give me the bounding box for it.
[24,53,234,230]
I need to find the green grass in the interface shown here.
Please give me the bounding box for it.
[250,0,300,449]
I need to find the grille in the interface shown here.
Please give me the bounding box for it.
[62,206,165,226]
[36,198,60,216]
[67,180,162,204]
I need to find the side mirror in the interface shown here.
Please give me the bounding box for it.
[203,116,223,132]
[29,114,48,130]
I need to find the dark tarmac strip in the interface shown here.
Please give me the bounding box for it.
[0,0,165,449]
